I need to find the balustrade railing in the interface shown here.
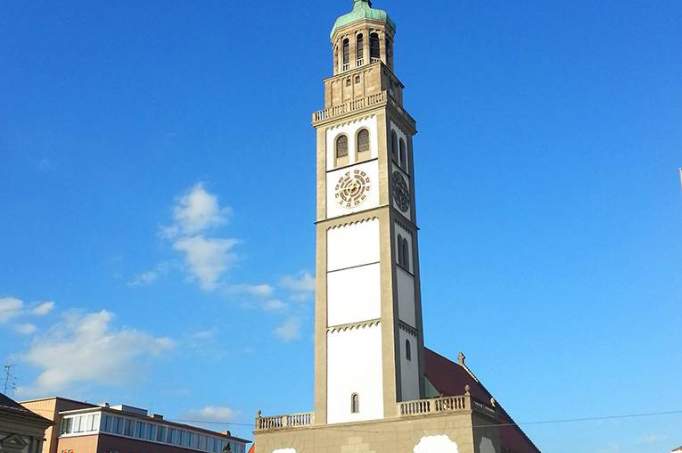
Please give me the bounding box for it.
[398,395,470,417]
[356,58,365,67]
[312,91,387,123]
[255,412,313,431]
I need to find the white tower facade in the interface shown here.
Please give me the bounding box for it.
[313,0,425,425]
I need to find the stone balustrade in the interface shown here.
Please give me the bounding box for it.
[255,412,314,431]
[398,395,470,417]
[312,91,388,124]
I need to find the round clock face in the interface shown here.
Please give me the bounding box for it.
[335,170,371,208]
[392,171,410,212]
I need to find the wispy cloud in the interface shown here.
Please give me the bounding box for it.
[31,301,55,316]
[280,272,315,301]
[18,310,174,396]
[185,406,237,423]
[15,323,37,335]
[128,262,173,287]
[274,317,302,342]
[0,297,24,322]
[0,297,56,328]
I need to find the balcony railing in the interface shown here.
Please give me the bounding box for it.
[398,395,469,417]
[356,58,365,67]
[312,91,387,123]
[255,412,313,431]
[341,63,351,71]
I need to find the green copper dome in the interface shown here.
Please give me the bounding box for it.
[331,0,395,39]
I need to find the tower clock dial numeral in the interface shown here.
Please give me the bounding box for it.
[392,171,410,213]
[335,170,371,208]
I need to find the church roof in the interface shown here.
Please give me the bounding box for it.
[424,348,541,453]
[331,0,395,39]
[0,392,52,425]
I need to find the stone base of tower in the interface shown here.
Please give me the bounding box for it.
[253,396,502,453]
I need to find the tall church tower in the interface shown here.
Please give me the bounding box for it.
[312,0,425,424]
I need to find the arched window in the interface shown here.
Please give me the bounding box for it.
[351,393,360,414]
[391,131,398,160]
[370,33,380,61]
[356,34,364,65]
[402,237,410,269]
[336,135,348,158]
[399,138,407,168]
[406,339,412,361]
[342,38,350,69]
[357,129,370,154]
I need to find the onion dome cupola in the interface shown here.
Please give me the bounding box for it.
[330,0,396,75]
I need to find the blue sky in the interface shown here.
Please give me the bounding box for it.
[1,0,681,451]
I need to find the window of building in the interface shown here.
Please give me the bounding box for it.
[113,416,123,435]
[124,418,133,436]
[391,131,398,160]
[335,135,348,158]
[399,138,407,168]
[342,38,350,68]
[406,339,412,361]
[60,417,73,435]
[402,237,410,269]
[351,393,360,414]
[355,74,361,84]
[157,425,166,443]
[356,34,364,65]
[370,33,380,61]
[357,129,370,155]
[102,415,112,433]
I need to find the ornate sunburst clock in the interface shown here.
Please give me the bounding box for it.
[335,169,371,208]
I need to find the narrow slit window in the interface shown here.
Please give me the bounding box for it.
[351,393,360,414]
[397,234,404,265]
[399,138,407,168]
[406,339,412,361]
[391,131,398,160]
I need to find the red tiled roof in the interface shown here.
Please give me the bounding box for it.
[424,348,541,453]
[248,444,256,453]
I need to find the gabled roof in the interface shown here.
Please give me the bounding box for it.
[0,392,52,426]
[424,348,541,453]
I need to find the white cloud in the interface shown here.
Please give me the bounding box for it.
[226,283,274,298]
[0,297,24,322]
[262,299,287,312]
[31,301,55,316]
[185,406,237,422]
[15,323,37,335]
[128,262,172,287]
[18,310,174,395]
[274,317,302,342]
[163,183,230,238]
[173,236,238,290]
[280,272,315,301]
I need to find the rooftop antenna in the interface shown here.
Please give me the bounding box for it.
[3,364,17,395]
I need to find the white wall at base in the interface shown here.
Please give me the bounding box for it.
[327,219,380,271]
[397,267,416,327]
[414,435,459,453]
[479,437,496,453]
[327,323,384,424]
[272,449,296,453]
[398,328,420,402]
[326,160,379,219]
[328,263,381,326]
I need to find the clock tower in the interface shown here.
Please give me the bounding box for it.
[312,0,425,424]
